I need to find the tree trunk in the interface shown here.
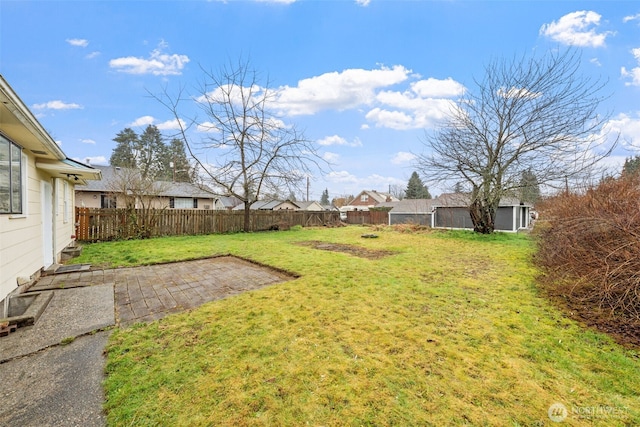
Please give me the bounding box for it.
[243,203,251,232]
[469,198,495,234]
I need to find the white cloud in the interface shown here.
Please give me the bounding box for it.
[79,156,108,165]
[391,151,416,165]
[497,87,542,99]
[602,112,640,150]
[410,78,465,98]
[623,13,640,23]
[80,138,96,144]
[621,48,640,86]
[129,116,155,127]
[128,116,185,130]
[86,51,101,59]
[326,170,359,184]
[275,65,411,115]
[255,0,297,3]
[66,38,88,47]
[540,11,612,47]
[198,65,459,132]
[109,41,190,76]
[156,118,185,131]
[355,0,371,6]
[323,152,340,163]
[365,108,414,130]
[32,100,82,110]
[196,121,220,133]
[317,135,362,147]
[366,174,405,187]
[363,77,461,130]
[590,57,602,66]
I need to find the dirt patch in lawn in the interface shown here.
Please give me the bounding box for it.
[295,240,395,259]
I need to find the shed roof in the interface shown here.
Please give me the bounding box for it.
[385,199,435,213]
[432,193,532,208]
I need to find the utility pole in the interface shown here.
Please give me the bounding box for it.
[306,176,310,201]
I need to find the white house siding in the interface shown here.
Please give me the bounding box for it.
[53,177,75,257]
[0,157,76,303]
[1,156,45,301]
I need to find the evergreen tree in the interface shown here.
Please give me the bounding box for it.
[110,127,194,182]
[110,128,139,168]
[405,171,431,199]
[320,188,330,205]
[138,125,166,179]
[519,168,540,204]
[623,155,640,176]
[453,182,464,193]
[164,138,193,182]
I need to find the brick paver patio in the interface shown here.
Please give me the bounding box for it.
[33,256,294,327]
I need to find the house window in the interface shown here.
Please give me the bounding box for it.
[101,194,117,209]
[360,194,369,202]
[0,134,23,214]
[170,197,195,209]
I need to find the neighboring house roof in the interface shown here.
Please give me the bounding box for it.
[295,201,324,211]
[0,75,101,184]
[157,182,216,199]
[321,204,338,211]
[75,165,215,198]
[233,199,300,210]
[359,190,399,204]
[433,193,533,207]
[73,165,129,192]
[216,196,242,209]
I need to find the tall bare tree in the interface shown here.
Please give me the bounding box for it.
[417,49,616,233]
[154,59,325,231]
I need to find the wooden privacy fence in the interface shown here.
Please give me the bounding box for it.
[345,210,389,225]
[75,207,340,242]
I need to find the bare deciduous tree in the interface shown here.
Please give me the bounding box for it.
[154,59,325,231]
[417,49,616,233]
[107,167,170,238]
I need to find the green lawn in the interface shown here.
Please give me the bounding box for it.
[82,226,640,426]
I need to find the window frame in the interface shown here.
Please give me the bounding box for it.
[101,194,117,209]
[0,134,24,215]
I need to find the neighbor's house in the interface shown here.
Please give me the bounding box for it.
[214,195,242,211]
[295,200,325,211]
[432,193,531,232]
[0,75,101,306]
[75,165,217,210]
[342,190,399,213]
[233,199,300,211]
[231,199,325,211]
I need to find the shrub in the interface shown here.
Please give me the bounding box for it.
[534,174,640,319]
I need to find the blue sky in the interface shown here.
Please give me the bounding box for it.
[2,1,640,200]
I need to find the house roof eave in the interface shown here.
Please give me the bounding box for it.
[0,75,66,161]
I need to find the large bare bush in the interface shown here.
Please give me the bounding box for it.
[535,174,640,319]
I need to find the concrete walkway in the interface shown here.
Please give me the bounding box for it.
[0,256,293,426]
